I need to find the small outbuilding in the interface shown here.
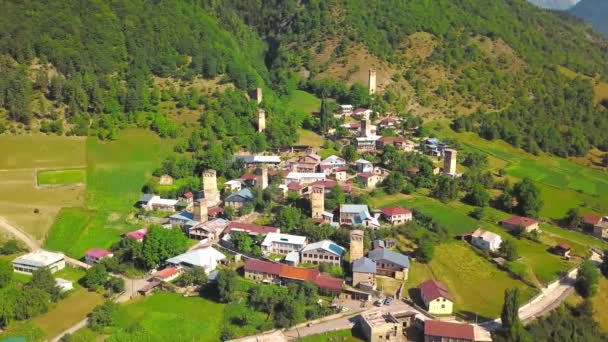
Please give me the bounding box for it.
[554,243,572,258]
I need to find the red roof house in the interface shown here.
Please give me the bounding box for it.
[419,280,454,306]
[207,207,224,218]
[243,259,343,292]
[84,248,113,264]
[583,214,602,226]
[225,222,279,236]
[424,320,475,342]
[125,228,148,242]
[381,206,413,225]
[500,216,540,233]
[152,267,183,282]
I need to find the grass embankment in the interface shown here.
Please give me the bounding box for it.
[37,169,86,185]
[0,135,86,240]
[430,122,608,219]
[45,129,174,258]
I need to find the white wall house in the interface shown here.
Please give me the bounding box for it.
[12,250,66,274]
[470,228,503,252]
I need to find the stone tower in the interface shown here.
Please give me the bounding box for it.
[255,87,263,104]
[193,199,208,223]
[443,149,457,176]
[202,170,221,207]
[258,109,266,133]
[360,119,372,137]
[255,168,268,190]
[310,186,325,219]
[368,69,377,95]
[350,229,364,262]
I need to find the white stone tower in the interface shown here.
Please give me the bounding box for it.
[360,119,372,137]
[310,186,325,219]
[193,199,208,223]
[443,149,457,176]
[368,69,377,95]
[255,168,268,190]
[258,109,266,133]
[255,87,263,104]
[350,229,365,262]
[202,170,221,207]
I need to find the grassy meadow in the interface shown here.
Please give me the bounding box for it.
[0,135,86,240]
[37,168,86,185]
[429,122,608,219]
[45,129,174,258]
[298,329,364,342]
[285,90,321,119]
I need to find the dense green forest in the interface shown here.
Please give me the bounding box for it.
[0,0,607,156]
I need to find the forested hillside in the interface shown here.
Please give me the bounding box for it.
[1,0,607,157]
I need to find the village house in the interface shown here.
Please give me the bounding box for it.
[293,153,322,173]
[338,104,353,117]
[320,155,347,173]
[419,280,454,315]
[359,310,404,342]
[376,137,416,152]
[554,243,572,258]
[352,257,377,289]
[124,228,148,243]
[166,247,226,274]
[500,216,540,233]
[381,206,413,225]
[373,239,397,250]
[224,180,242,193]
[188,218,229,241]
[356,159,374,173]
[243,258,343,292]
[285,172,326,185]
[224,188,255,209]
[469,228,503,252]
[179,191,194,209]
[583,214,608,239]
[152,267,183,283]
[232,155,281,166]
[12,250,66,274]
[300,240,345,266]
[286,181,304,195]
[355,136,380,152]
[261,233,307,255]
[55,278,73,292]
[340,204,381,229]
[334,168,348,182]
[357,172,384,189]
[137,194,179,212]
[239,173,258,187]
[378,117,400,129]
[84,248,114,265]
[207,207,224,220]
[223,222,280,237]
[368,249,409,280]
[424,320,478,342]
[422,138,448,157]
[341,122,361,135]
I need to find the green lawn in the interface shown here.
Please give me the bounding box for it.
[297,129,324,148]
[424,242,537,320]
[298,329,364,342]
[45,129,173,258]
[429,122,608,219]
[593,277,608,333]
[110,292,225,341]
[285,90,321,120]
[37,168,86,185]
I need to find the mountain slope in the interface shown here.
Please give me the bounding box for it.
[570,0,608,35]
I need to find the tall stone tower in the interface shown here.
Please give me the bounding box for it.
[255,87,263,104]
[360,119,372,137]
[368,69,377,95]
[350,229,364,262]
[202,170,221,207]
[258,109,266,133]
[193,199,208,223]
[310,186,325,219]
[443,149,457,176]
[255,168,268,190]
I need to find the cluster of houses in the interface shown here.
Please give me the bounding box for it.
[11,249,74,292]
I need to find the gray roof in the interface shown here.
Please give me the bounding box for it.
[373,240,386,249]
[138,194,155,203]
[301,240,345,257]
[340,204,369,214]
[225,188,254,202]
[352,257,376,274]
[368,249,410,268]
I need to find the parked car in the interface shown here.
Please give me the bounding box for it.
[374,299,383,307]
[383,297,394,306]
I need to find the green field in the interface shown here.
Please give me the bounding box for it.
[371,193,586,286]
[45,129,174,258]
[96,292,225,341]
[37,169,86,185]
[285,90,322,120]
[0,135,86,240]
[298,329,364,342]
[417,242,537,320]
[430,122,608,219]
